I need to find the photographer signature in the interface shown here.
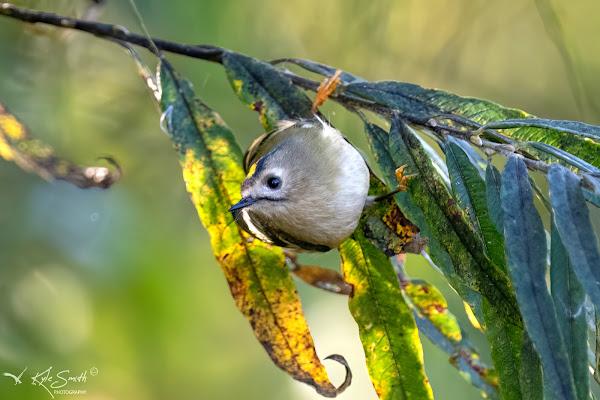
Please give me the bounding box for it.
[3,366,97,399]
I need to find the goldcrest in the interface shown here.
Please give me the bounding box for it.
[229,117,370,252]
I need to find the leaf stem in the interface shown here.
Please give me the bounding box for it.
[0,2,225,62]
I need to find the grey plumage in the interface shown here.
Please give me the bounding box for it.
[230,117,370,252]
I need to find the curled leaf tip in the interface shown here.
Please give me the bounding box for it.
[323,354,352,397]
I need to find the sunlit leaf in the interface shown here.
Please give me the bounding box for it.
[519,141,599,173]
[477,118,600,142]
[222,52,314,131]
[447,136,486,178]
[0,102,120,188]
[548,163,600,312]
[399,276,500,399]
[550,218,589,400]
[502,156,577,400]
[342,81,600,168]
[144,59,349,397]
[340,221,433,400]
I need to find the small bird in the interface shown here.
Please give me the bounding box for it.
[229,117,370,252]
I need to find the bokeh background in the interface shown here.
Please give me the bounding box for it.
[0,0,599,399]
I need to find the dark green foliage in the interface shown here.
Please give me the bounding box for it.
[550,219,589,400]
[549,164,600,310]
[501,157,577,400]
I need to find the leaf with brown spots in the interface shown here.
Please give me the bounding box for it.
[340,215,433,400]
[139,58,350,397]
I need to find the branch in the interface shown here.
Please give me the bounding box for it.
[0,2,572,180]
[0,2,225,63]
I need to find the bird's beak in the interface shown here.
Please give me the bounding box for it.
[229,197,258,212]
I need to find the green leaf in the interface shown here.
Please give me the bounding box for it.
[477,118,600,142]
[387,117,518,325]
[150,60,348,397]
[222,52,314,130]
[344,81,529,122]
[519,330,543,400]
[550,218,589,400]
[482,298,523,400]
[400,277,500,399]
[485,162,504,234]
[444,141,506,270]
[548,163,600,311]
[518,141,599,173]
[340,224,433,400]
[447,136,486,178]
[368,117,524,398]
[342,81,600,168]
[0,102,120,188]
[361,118,485,325]
[502,156,577,400]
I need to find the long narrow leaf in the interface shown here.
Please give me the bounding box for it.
[478,118,600,142]
[548,163,600,311]
[502,156,577,400]
[399,277,499,399]
[146,59,349,397]
[388,117,518,325]
[362,118,485,324]
[519,330,543,400]
[481,299,523,400]
[444,141,506,270]
[340,225,433,400]
[550,218,589,400]
[485,162,504,234]
[222,52,314,130]
[342,81,600,168]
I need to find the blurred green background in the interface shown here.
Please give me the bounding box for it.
[0,0,598,399]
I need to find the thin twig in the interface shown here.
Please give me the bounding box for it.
[0,2,225,63]
[0,2,584,181]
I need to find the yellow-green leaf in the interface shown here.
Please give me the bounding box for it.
[148,59,349,397]
[340,209,433,399]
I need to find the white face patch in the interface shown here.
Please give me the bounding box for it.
[242,209,271,243]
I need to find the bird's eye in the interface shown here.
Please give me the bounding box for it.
[267,177,281,189]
